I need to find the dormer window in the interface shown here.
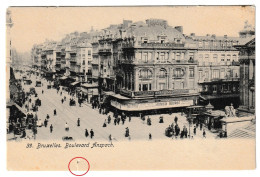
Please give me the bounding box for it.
[142,37,148,43]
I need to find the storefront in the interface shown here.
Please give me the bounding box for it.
[81,83,99,103]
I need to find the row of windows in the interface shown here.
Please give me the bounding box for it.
[137,52,193,62]
[198,54,237,62]
[138,82,187,91]
[199,69,239,80]
[198,41,239,48]
[138,68,194,78]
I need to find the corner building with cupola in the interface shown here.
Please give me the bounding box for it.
[94,19,200,113]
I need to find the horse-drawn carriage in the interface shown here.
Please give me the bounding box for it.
[165,126,174,137]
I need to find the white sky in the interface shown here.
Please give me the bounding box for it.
[9,6,255,53]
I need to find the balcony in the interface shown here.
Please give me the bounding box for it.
[98,48,112,54]
[119,89,197,98]
[140,43,185,48]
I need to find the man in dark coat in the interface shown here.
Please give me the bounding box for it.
[44,119,48,127]
[90,129,94,139]
[50,124,53,133]
[77,118,80,127]
[85,129,89,137]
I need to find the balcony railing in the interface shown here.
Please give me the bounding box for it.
[119,89,197,98]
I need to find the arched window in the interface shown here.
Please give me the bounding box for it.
[158,68,167,78]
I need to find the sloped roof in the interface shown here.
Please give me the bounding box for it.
[125,25,184,42]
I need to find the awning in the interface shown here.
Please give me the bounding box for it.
[81,83,99,88]
[70,82,80,86]
[200,94,239,100]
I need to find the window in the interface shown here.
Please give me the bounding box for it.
[143,84,148,91]
[139,69,152,79]
[180,82,184,89]
[220,69,225,79]
[159,68,167,78]
[199,71,203,80]
[213,54,218,64]
[189,68,194,77]
[213,85,217,92]
[213,41,217,48]
[176,53,181,60]
[160,53,165,60]
[88,50,91,56]
[221,54,225,62]
[172,83,175,89]
[139,84,142,91]
[82,54,85,57]
[174,68,183,78]
[232,54,237,61]
[199,41,203,48]
[205,41,209,48]
[226,68,231,78]
[172,52,175,60]
[82,60,85,65]
[227,41,231,47]
[213,69,220,79]
[227,55,231,61]
[143,52,148,62]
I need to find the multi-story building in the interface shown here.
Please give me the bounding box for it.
[234,22,255,113]
[93,19,199,112]
[186,33,241,109]
[31,44,42,71]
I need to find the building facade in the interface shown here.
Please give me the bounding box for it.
[234,22,255,113]
[186,34,241,109]
[91,19,200,112]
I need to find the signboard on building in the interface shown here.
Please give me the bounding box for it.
[111,99,194,111]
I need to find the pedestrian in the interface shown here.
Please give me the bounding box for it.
[44,119,48,127]
[114,118,117,126]
[54,109,57,116]
[203,129,206,138]
[64,96,66,101]
[77,118,80,127]
[60,91,62,96]
[174,116,178,124]
[61,99,64,104]
[117,118,120,125]
[50,124,53,133]
[42,90,44,94]
[129,115,131,122]
[46,114,50,119]
[85,129,89,137]
[125,127,129,137]
[103,120,107,127]
[149,133,152,140]
[193,126,196,135]
[122,118,125,125]
[108,115,111,124]
[200,123,203,130]
[109,134,112,141]
[65,122,69,131]
[90,129,94,139]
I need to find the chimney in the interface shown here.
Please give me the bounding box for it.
[211,34,216,39]
[190,33,195,37]
[224,35,228,39]
[175,26,183,34]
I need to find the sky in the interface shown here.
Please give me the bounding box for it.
[8,6,255,53]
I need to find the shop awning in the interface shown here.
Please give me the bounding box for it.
[200,94,239,100]
[81,83,98,88]
[70,82,80,86]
